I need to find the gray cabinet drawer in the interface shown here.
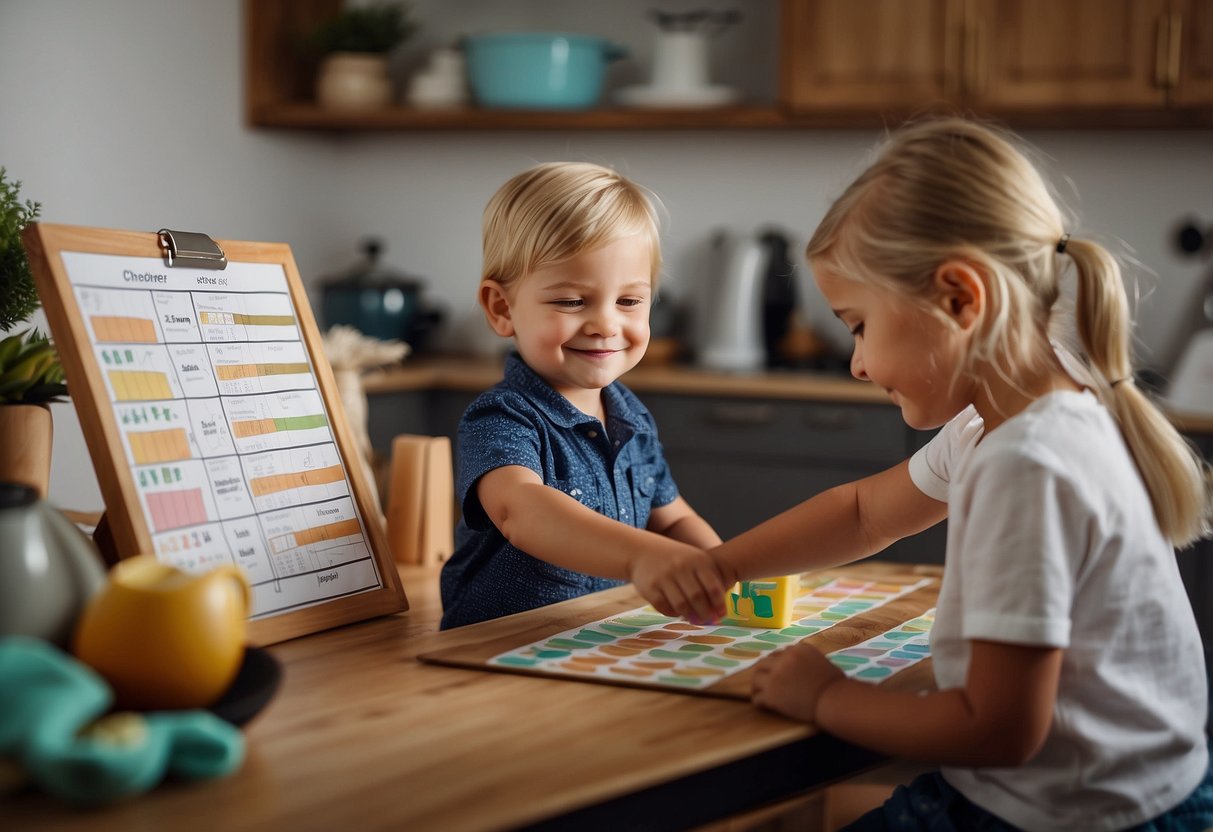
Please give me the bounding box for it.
[667,452,946,564]
[643,393,907,465]
[667,454,878,539]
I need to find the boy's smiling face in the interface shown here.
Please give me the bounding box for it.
[484,234,653,415]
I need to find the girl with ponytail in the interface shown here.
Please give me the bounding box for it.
[632,118,1213,830]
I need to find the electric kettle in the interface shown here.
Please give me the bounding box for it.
[695,230,767,372]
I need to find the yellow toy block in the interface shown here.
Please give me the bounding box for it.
[724,575,798,628]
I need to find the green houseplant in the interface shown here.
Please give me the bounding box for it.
[0,168,64,496]
[0,329,67,406]
[0,168,43,331]
[310,3,415,55]
[311,3,417,110]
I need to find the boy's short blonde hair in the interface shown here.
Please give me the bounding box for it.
[482,162,662,294]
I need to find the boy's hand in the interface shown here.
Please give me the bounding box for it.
[751,642,844,723]
[629,548,728,623]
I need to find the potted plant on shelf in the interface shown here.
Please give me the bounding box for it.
[0,168,65,497]
[310,3,417,111]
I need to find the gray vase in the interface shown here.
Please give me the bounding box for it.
[0,483,107,648]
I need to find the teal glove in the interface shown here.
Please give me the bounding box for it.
[0,636,245,806]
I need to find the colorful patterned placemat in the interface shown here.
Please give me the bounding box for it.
[828,608,935,682]
[482,576,933,692]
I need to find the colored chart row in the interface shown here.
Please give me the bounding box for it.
[133,443,353,530]
[77,284,300,345]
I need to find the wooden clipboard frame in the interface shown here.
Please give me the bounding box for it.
[23,223,408,645]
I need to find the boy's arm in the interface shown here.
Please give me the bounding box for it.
[711,458,946,585]
[477,465,727,620]
[755,639,1062,766]
[648,496,723,549]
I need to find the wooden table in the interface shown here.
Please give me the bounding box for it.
[6,561,940,832]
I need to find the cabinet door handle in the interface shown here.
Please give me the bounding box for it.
[1157,13,1170,87]
[1168,12,1183,89]
[704,403,777,426]
[945,1,963,97]
[802,408,860,431]
[966,18,985,95]
[1156,11,1182,89]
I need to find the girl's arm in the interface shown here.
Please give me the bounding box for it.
[753,639,1062,766]
[711,459,946,586]
[477,465,728,620]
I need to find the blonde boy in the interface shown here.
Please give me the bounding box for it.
[439,162,725,628]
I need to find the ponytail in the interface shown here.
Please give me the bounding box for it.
[807,116,1211,547]
[1069,236,1213,547]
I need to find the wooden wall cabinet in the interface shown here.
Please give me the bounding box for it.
[1173,0,1213,105]
[781,0,1213,125]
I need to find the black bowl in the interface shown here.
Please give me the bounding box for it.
[207,647,282,727]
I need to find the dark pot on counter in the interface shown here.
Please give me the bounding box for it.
[320,238,444,351]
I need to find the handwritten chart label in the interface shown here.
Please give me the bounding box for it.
[63,251,382,619]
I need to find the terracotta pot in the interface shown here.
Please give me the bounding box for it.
[0,403,52,498]
[316,52,392,110]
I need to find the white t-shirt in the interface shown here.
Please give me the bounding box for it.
[909,391,1208,831]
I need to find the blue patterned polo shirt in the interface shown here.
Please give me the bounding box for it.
[439,353,680,629]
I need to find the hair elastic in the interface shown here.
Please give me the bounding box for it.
[1056,233,1071,254]
[1110,376,1131,388]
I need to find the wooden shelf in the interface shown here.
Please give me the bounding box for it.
[249,101,1213,132]
[249,103,795,131]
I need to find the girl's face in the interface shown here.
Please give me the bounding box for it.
[499,234,653,413]
[814,265,975,430]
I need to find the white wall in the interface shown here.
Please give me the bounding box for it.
[3,0,1212,512]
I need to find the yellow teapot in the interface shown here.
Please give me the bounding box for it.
[72,555,250,710]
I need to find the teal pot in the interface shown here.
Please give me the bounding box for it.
[320,239,444,351]
[464,32,627,110]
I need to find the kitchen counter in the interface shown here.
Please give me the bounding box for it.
[362,355,892,405]
[361,355,1213,434]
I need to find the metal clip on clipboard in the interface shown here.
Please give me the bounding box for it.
[157,228,228,270]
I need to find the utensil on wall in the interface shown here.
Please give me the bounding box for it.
[1164,214,1213,415]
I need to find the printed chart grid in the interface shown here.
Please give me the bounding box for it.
[63,252,382,619]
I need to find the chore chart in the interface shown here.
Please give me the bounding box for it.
[63,250,381,619]
[26,224,407,644]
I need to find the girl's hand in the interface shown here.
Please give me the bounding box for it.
[751,642,845,723]
[629,548,728,623]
